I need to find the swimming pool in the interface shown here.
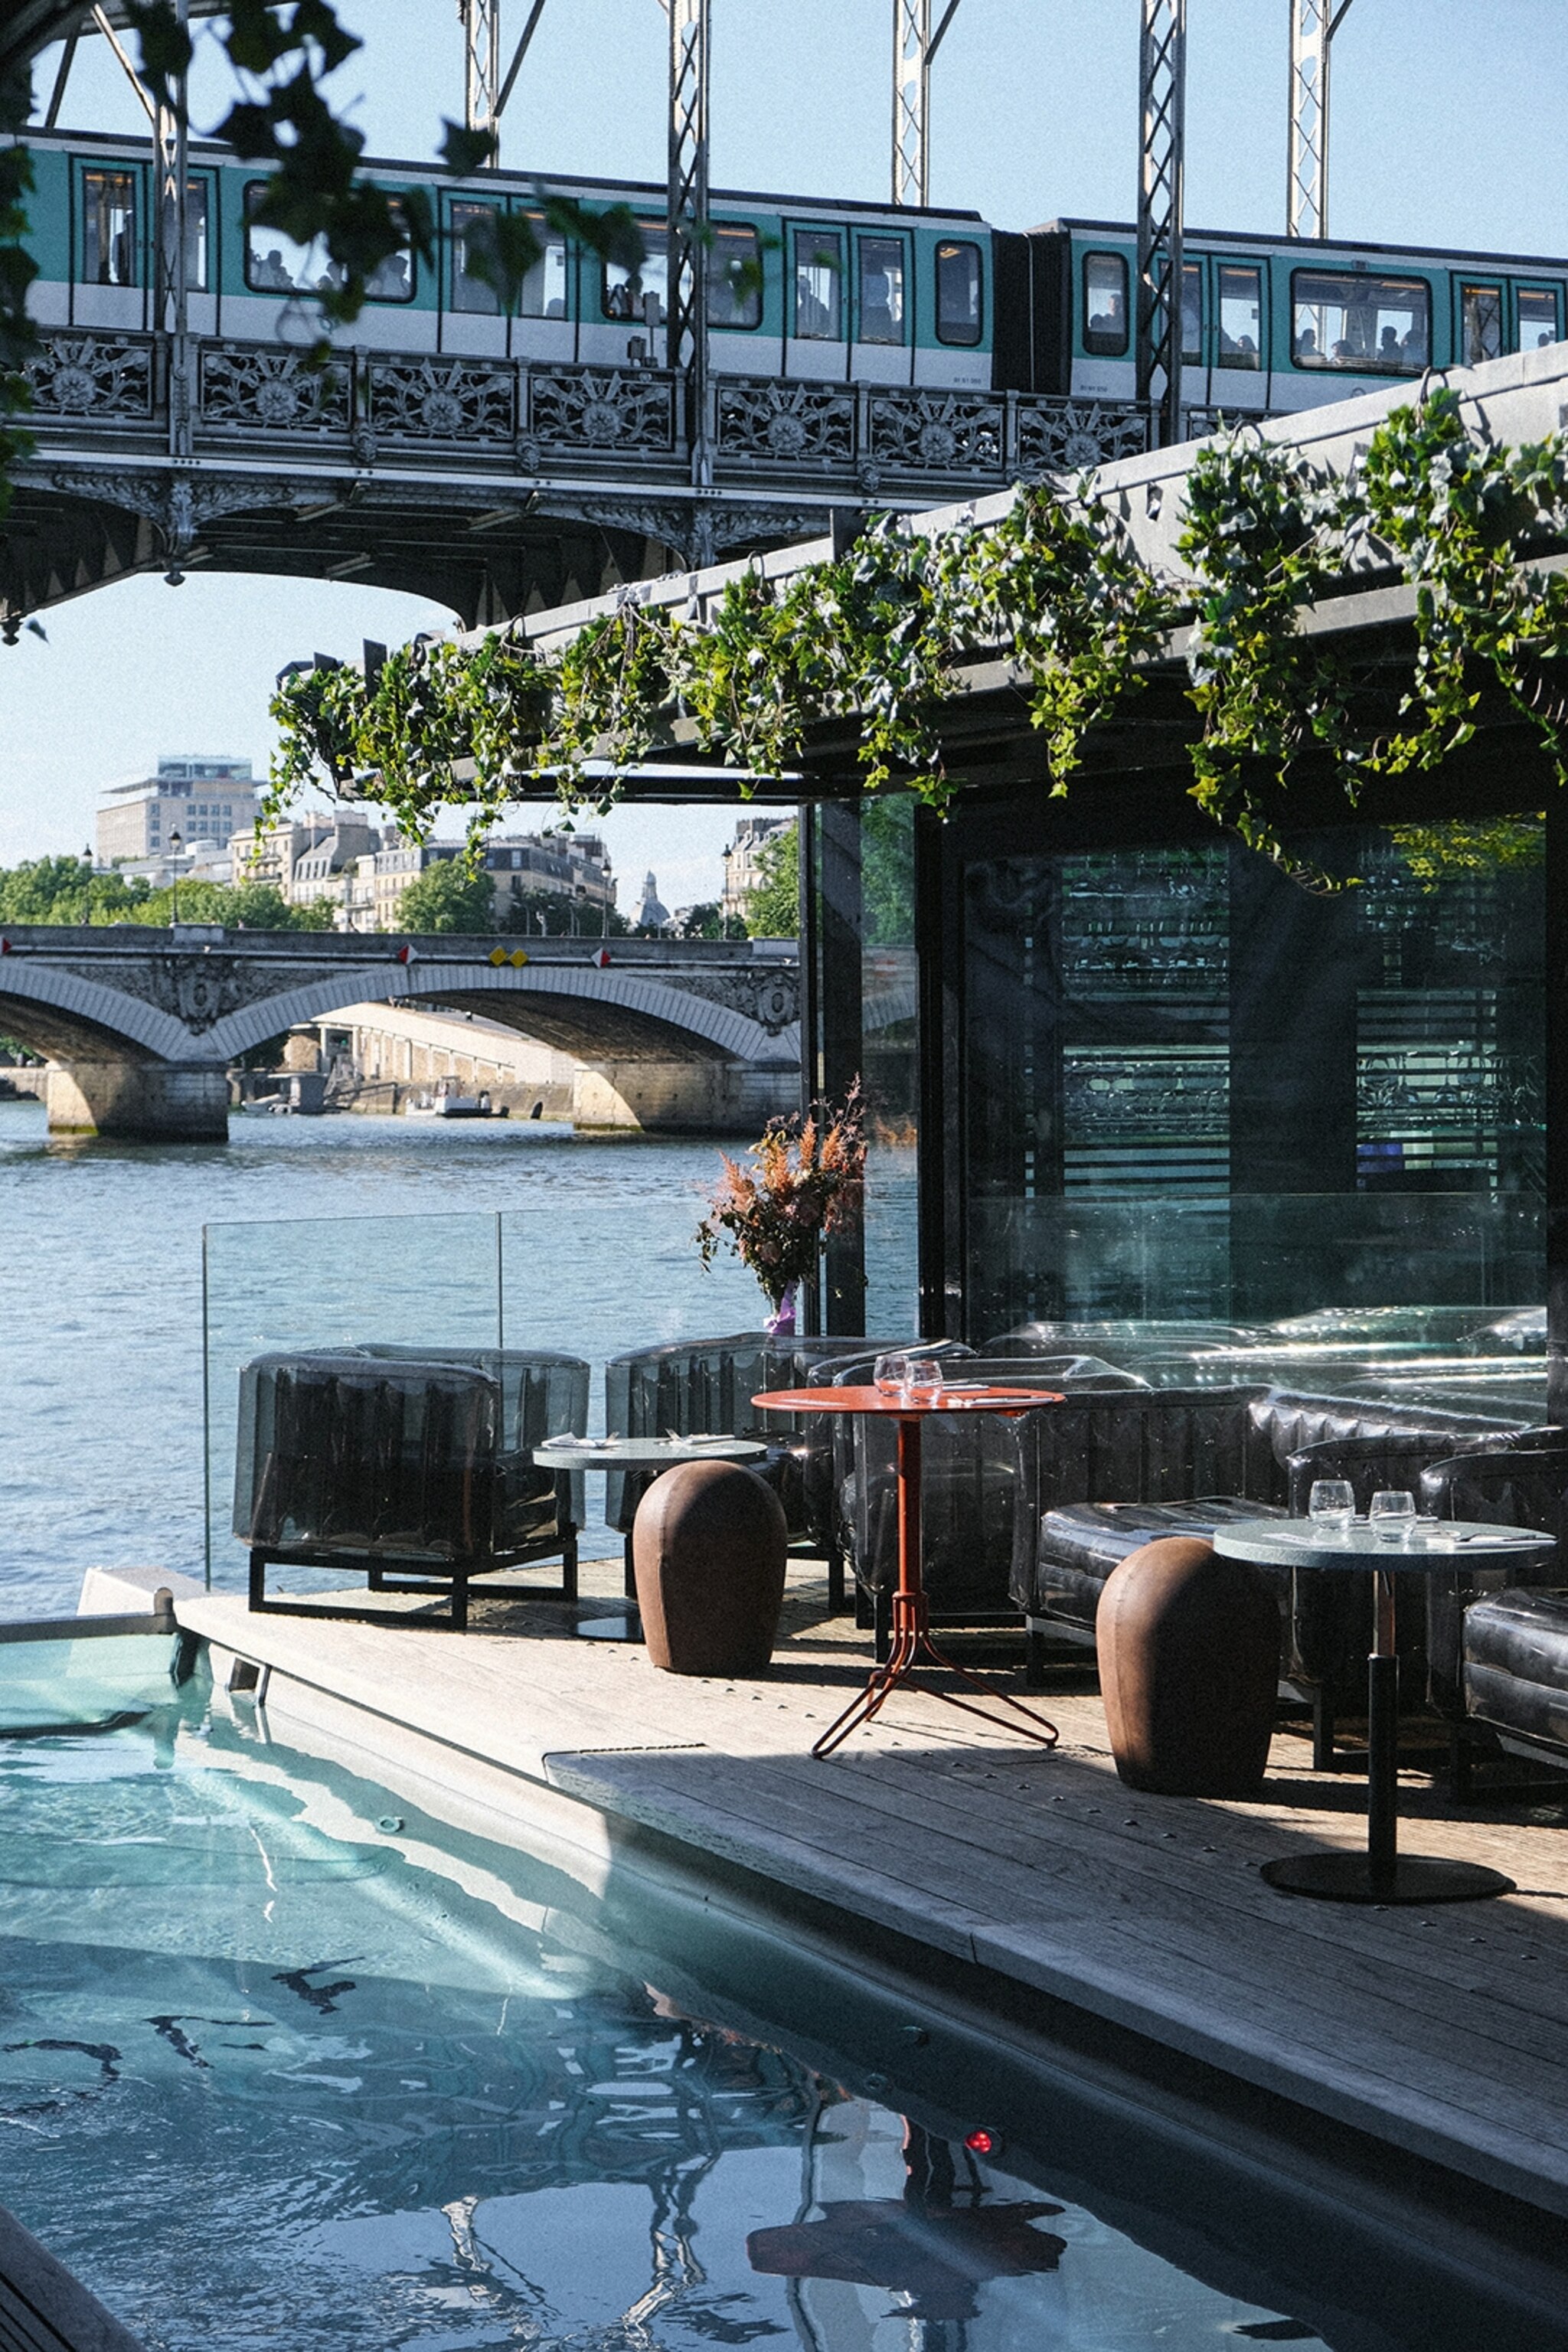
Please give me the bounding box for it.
[0,1661,1560,2352]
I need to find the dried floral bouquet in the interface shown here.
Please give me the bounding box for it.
[696,1084,866,1329]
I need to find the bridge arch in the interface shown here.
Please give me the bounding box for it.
[0,965,192,1064]
[202,959,799,1070]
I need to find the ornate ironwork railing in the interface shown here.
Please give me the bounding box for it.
[22,332,1150,484]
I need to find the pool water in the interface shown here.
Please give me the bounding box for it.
[0,1691,1339,2352]
[0,1677,1557,2352]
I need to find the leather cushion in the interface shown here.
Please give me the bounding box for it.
[1464,1589,1568,1751]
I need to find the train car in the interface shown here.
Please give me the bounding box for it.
[19,128,997,394]
[997,217,1568,416]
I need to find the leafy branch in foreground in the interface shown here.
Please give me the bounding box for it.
[269,391,1568,874]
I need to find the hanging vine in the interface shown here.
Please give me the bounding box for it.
[269,387,1568,866]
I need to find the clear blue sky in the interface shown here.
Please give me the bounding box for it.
[2,0,1564,903]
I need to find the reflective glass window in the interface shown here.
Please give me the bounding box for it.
[792,227,842,339]
[517,213,569,318]
[450,201,501,315]
[1217,263,1263,369]
[1291,269,1429,371]
[603,220,668,325]
[936,239,982,345]
[1181,262,1202,362]
[1518,286,1560,351]
[1460,283,1503,367]
[858,234,906,344]
[707,223,762,329]
[245,185,414,301]
[182,179,208,292]
[1082,250,1129,356]
[82,170,137,287]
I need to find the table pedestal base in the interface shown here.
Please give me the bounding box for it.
[813,1597,1060,1761]
[1261,1852,1514,1905]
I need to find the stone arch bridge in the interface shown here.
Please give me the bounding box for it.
[0,926,802,1138]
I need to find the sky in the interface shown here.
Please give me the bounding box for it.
[3,0,1567,905]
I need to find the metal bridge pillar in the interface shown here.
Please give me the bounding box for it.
[1135,0,1187,450]
[893,0,931,207]
[152,0,192,462]
[1289,0,1352,238]
[668,0,712,549]
[462,0,502,155]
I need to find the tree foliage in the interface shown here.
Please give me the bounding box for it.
[269,387,1568,880]
[0,856,332,928]
[394,858,497,934]
[743,823,799,939]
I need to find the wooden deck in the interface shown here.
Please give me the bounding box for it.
[168,1557,1568,2226]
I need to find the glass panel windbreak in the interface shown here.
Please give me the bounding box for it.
[203,1213,502,1586]
[959,822,1544,1340]
[861,798,919,1336]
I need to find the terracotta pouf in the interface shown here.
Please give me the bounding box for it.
[632,1459,788,1677]
[1097,1535,1279,1797]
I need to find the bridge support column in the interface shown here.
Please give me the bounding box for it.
[44,1063,230,1142]
[571,1063,796,1136]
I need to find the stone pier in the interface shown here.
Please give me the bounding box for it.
[44,1062,230,1142]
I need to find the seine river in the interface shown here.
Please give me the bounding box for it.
[0,1099,915,1617]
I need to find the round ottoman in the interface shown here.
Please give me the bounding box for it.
[632,1459,788,1677]
[1097,1535,1279,1797]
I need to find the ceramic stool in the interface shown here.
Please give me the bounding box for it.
[632,1459,788,1677]
[1097,1534,1278,1796]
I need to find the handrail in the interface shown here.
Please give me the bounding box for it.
[0,1602,175,1645]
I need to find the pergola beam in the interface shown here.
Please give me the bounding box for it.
[1135,0,1187,450]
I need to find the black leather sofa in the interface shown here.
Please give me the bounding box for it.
[1414,1434,1568,1792]
[1010,1386,1531,1757]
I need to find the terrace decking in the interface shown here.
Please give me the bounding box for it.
[163,1559,1568,2235]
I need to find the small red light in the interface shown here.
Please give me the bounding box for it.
[964,2127,999,2157]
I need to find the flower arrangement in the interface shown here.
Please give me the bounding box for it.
[696,1084,866,1334]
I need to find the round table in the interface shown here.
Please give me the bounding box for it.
[534,1436,770,1600]
[754,1384,1063,1762]
[1213,1518,1557,1905]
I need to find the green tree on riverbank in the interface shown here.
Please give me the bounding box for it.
[0,857,332,929]
[743,825,799,938]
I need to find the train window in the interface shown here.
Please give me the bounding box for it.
[792,227,842,338]
[1291,269,1428,371]
[708,224,763,329]
[82,170,137,287]
[1460,283,1503,368]
[450,201,501,315]
[603,220,668,325]
[245,187,415,301]
[936,240,982,345]
[1082,251,1128,356]
[1518,286,1560,351]
[1181,263,1202,362]
[1217,264,1263,369]
[858,235,906,343]
[184,180,209,292]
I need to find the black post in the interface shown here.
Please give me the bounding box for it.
[915,804,962,1340]
[1548,793,1568,1424]
[797,805,823,1335]
[1367,1569,1400,1887]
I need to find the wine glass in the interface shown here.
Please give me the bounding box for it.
[1308,1478,1354,1535]
[873,1352,910,1396]
[1369,1489,1416,1544]
[903,1355,943,1400]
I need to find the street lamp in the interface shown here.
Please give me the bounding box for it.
[168,829,182,923]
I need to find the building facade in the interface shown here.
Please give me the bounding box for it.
[96,756,262,867]
[722,815,792,925]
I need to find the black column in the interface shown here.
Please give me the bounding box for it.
[1547,795,1568,1424]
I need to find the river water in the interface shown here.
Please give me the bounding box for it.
[0,1099,916,1617]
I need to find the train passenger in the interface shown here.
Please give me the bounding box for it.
[1297,327,1319,362]
[1379,325,1402,363]
[255,247,294,292]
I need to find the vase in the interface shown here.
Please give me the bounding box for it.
[763,1286,797,1338]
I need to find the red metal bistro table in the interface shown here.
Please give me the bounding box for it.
[753,1384,1063,1761]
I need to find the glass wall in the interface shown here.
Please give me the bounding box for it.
[955,818,1545,1342]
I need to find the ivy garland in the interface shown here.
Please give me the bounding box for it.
[269,386,1568,871]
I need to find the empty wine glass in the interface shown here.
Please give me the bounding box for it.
[903,1354,943,1400]
[1308,1478,1354,1534]
[1370,1489,1416,1544]
[873,1352,910,1396]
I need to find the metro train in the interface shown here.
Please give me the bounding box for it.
[19,125,1568,417]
